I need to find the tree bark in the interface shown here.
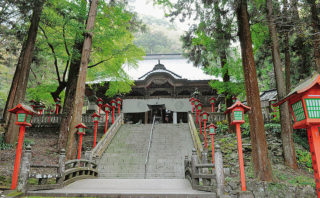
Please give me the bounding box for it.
[3,0,45,144]
[308,0,320,73]
[266,0,298,169]
[283,0,291,94]
[58,0,99,159]
[236,0,273,181]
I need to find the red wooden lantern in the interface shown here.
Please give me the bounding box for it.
[97,98,103,114]
[75,123,88,160]
[201,112,209,148]
[103,103,111,134]
[8,103,37,190]
[35,103,45,115]
[225,101,251,192]
[54,98,61,115]
[189,97,196,114]
[92,113,100,148]
[29,99,36,110]
[194,99,200,123]
[209,97,216,112]
[207,123,217,164]
[196,103,203,134]
[273,74,320,197]
[116,97,123,115]
[110,99,116,124]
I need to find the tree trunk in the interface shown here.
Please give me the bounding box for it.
[308,0,320,73]
[283,0,291,94]
[236,0,273,181]
[58,0,99,159]
[266,0,298,169]
[3,0,45,144]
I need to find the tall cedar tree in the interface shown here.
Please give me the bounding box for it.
[3,0,45,144]
[236,0,273,181]
[308,0,320,73]
[266,0,297,169]
[59,0,99,159]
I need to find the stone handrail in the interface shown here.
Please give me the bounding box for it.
[144,115,156,179]
[188,112,203,159]
[184,148,225,195]
[91,113,123,159]
[18,146,98,192]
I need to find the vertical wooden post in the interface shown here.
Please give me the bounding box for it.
[199,116,202,135]
[112,107,115,124]
[118,104,120,115]
[93,122,98,148]
[11,125,26,190]
[77,134,83,160]
[204,120,207,148]
[17,145,31,192]
[211,103,215,112]
[210,134,215,164]
[236,123,246,191]
[307,126,320,197]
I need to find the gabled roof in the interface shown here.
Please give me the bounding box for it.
[225,101,251,114]
[138,61,182,80]
[260,89,277,101]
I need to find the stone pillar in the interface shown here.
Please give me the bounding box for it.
[18,145,32,192]
[191,148,199,186]
[215,144,225,197]
[173,111,177,124]
[57,149,66,184]
[201,150,210,186]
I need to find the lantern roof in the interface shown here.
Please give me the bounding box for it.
[9,103,38,115]
[207,123,217,129]
[225,101,251,114]
[55,98,61,102]
[189,97,195,102]
[274,73,320,106]
[201,111,208,115]
[116,97,122,102]
[97,97,103,102]
[196,103,203,107]
[91,112,100,118]
[75,123,88,129]
[103,103,111,108]
[209,97,216,101]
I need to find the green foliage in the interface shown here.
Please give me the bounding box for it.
[27,82,64,107]
[264,123,281,134]
[296,149,313,170]
[0,135,13,150]
[215,120,229,134]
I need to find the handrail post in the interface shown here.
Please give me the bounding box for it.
[215,144,225,196]
[201,150,210,186]
[191,148,199,186]
[57,149,65,184]
[18,145,32,192]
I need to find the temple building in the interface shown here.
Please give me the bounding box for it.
[85,54,221,124]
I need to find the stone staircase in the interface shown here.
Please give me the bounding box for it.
[98,123,194,179]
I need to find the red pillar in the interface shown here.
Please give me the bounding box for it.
[307,126,320,197]
[98,105,102,114]
[199,116,202,135]
[93,122,98,148]
[11,126,26,190]
[77,134,83,160]
[104,112,109,134]
[204,121,207,148]
[55,105,59,115]
[112,107,115,124]
[211,103,215,112]
[210,134,215,164]
[118,104,120,115]
[196,108,198,124]
[236,124,246,191]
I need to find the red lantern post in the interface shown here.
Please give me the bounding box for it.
[55,98,61,115]
[201,112,209,148]
[75,123,88,160]
[225,101,251,192]
[110,99,116,124]
[29,100,36,110]
[103,103,111,134]
[194,99,200,123]
[207,123,217,164]
[116,97,123,115]
[189,97,195,113]
[97,98,103,114]
[8,104,36,190]
[273,74,320,198]
[196,103,203,134]
[36,103,45,115]
[209,97,216,112]
[92,113,100,148]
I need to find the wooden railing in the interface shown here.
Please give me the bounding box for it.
[91,113,123,159]
[30,113,111,127]
[188,113,203,159]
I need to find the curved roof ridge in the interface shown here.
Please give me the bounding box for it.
[138,61,182,80]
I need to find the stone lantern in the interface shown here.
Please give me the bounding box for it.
[8,103,37,190]
[207,123,217,164]
[273,73,320,197]
[91,112,100,148]
[225,101,251,191]
[75,123,88,159]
